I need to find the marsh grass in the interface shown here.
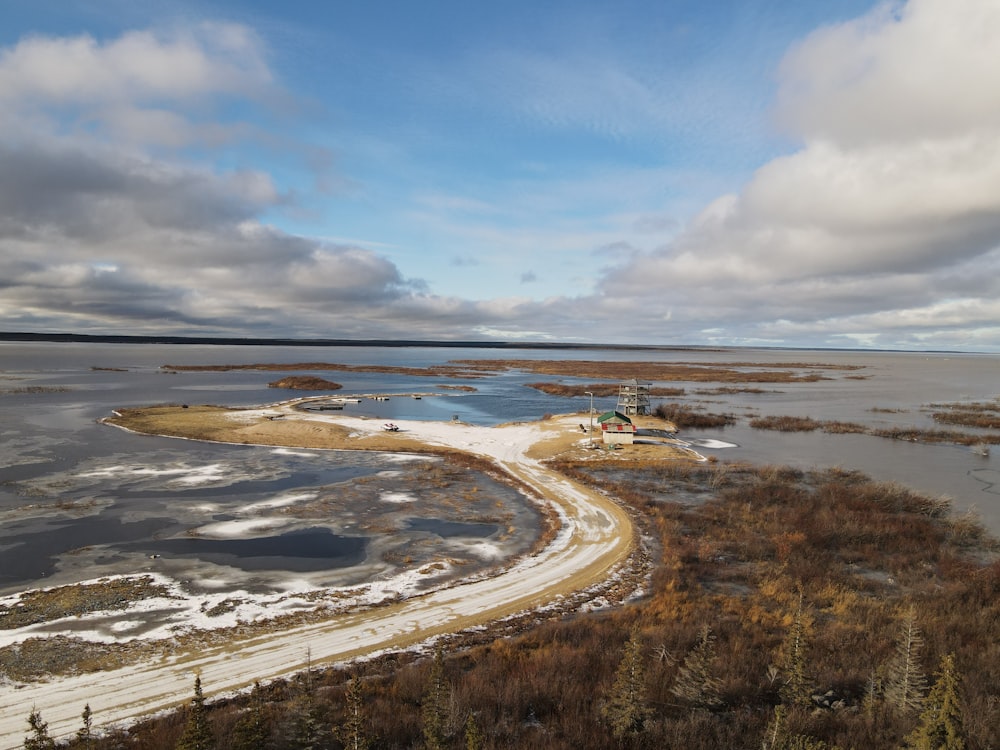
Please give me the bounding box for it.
[526,382,685,397]
[267,376,343,390]
[163,358,863,385]
[750,415,823,431]
[654,402,736,429]
[870,427,1000,445]
[927,399,1000,429]
[750,413,1000,445]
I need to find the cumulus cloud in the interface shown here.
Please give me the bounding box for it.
[593,0,1000,349]
[0,23,270,106]
[774,0,1000,146]
[5,3,1000,348]
[0,24,486,339]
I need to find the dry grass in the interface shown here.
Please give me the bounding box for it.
[695,386,775,395]
[267,376,343,390]
[749,415,823,432]
[77,461,1000,750]
[0,576,171,630]
[927,400,1000,429]
[654,402,736,429]
[870,427,1000,446]
[161,361,498,379]
[526,382,685,397]
[161,358,864,385]
[456,359,855,383]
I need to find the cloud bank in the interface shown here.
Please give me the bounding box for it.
[2,1,1000,350]
[596,0,1000,349]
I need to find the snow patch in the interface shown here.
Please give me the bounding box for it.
[272,448,318,457]
[380,491,416,504]
[196,519,284,538]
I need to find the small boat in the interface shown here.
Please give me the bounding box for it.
[383,423,400,432]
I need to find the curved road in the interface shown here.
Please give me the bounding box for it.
[0,413,633,748]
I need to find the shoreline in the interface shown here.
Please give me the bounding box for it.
[0,405,650,748]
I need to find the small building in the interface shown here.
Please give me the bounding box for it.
[616,379,651,416]
[597,410,636,445]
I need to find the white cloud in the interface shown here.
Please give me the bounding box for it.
[0,23,270,105]
[4,4,1000,348]
[774,0,1000,146]
[590,0,1000,349]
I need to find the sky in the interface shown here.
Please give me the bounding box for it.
[2,0,1000,350]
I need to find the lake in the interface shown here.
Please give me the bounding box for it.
[2,341,998,599]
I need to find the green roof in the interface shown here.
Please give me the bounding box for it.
[597,410,632,424]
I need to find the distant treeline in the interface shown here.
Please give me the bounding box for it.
[0,331,705,351]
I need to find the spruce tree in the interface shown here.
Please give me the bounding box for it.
[906,653,966,750]
[421,648,450,750]
[669,624,722,709]
[336,675,370,750]
[601,631,651,739]
[175,675,215,750]
[885,606,927,714]
[288,671,331,750]
[23,708,55,750]
[76,704,95,748]
[464,713,484,750]
[230,682,269,750]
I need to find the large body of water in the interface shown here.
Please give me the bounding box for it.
[2,342,998,599]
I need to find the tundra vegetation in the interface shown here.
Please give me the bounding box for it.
[267,376,343,390]
[526,382,685,398]
[653,402,737,429]
[38,461,999,749]
[927,399,1000,430]
[162,358,860,384]
[749,414,1000,446]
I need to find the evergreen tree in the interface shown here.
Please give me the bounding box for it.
[778,596,812,708]
[288,673,331,750]
[76,704,95,748]
[464,713,484,750]
[906,653,966,750]
[885,606,927,714]
[336,675,370,750]
[230,682,269,750]
[23,708,55,750]
[601,631,651,739]
[175,675,215,750]
[421,648,450,750]
[669,624,722,709]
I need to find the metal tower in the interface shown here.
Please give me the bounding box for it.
[616,379,651,416]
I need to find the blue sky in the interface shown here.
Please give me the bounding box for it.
[2,0,1000,349]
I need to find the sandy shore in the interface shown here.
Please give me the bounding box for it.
[0,402,688,748]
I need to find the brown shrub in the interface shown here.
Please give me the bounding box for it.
[654,402,736,429]
[749,415,822,432]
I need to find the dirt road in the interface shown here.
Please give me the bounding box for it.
[0,410,634,748]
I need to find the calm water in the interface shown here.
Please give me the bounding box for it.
[1,342,998,596]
